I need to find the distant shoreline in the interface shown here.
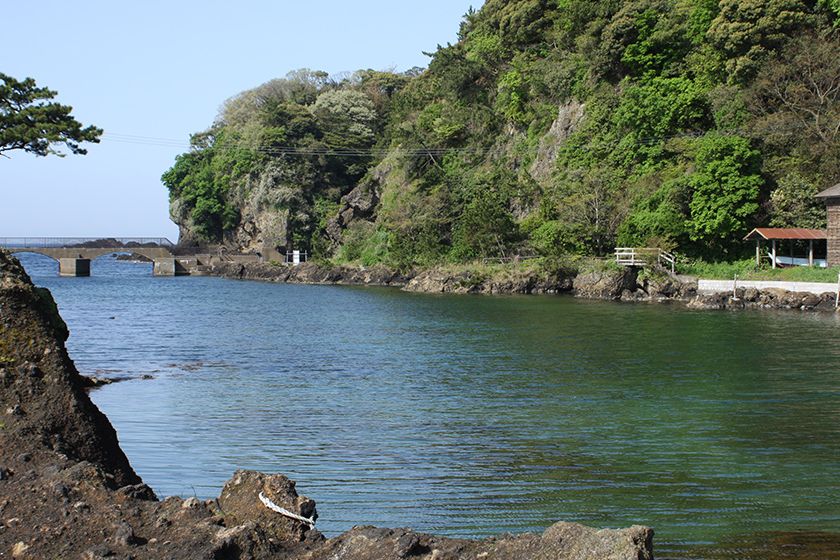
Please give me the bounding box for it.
[200,260,840,314]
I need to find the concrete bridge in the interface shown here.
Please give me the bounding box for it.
[0,238,181,276]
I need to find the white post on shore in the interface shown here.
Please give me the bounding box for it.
[836,271,840,309]
[733,274,738,300]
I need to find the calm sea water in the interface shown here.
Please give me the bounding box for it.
[16,253,840,559]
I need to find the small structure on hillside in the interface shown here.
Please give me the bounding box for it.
[815,183,840,266]
[743,228,827,268]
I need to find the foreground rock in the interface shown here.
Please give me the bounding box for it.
[0,248,654,559]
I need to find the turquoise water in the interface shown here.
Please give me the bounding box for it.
[17,253,840,559]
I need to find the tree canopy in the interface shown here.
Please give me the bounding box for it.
[0,72,101,157]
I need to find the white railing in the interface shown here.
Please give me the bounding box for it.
[615,247,676,274]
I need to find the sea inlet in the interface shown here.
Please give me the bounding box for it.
[17,253,840,559]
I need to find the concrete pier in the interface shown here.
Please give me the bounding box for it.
[153,258,177,276]
[59,258,91,277]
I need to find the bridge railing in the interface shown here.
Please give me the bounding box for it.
[615,247,676,274]
[0,237,175,249]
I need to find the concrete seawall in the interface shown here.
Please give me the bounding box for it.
[698,279,839,296]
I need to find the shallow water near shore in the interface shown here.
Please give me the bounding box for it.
[18,253,840,559]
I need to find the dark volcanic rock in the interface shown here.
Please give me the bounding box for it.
[219,470,318,543]
[325,165,387,248]
[688,287,840,313]
[573,267,638,300]
[403,266,575,295]
[209,261,410,287]
[0,250,139,487]
[305,523,654,560]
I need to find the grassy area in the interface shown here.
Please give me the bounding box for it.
[678,258,840,283]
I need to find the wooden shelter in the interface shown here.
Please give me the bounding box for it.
[815,183,840,266]
[743,228,827,268]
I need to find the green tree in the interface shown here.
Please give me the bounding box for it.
[0,73,101,157]
[552,167,627,255]
[768,173,826,229]
[686,135,762,253]
[599,0,692,78]
[618,177,690,247]
[312,89,377,147]
[747,32,840,180]
[707,0,810,84]
[818,0,840,22]
[451,187,518,259]
[612,76,710,167]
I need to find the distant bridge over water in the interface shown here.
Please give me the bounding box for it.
[0,237,179,276]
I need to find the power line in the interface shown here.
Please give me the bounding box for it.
[101,122,823,159]
[101,132,488,158]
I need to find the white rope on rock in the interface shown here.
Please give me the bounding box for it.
[258,491,316,528]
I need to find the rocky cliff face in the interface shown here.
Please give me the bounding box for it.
[170,164,299,255]
[0,249,655,559]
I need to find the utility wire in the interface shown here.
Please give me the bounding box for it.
[101,123,819,158]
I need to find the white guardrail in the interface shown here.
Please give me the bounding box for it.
[698,279,839,296]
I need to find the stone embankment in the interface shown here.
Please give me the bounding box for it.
[206,261,410,287]
[687,287,838,312]
[403,266,575,294]
[202,259,840,313]
[0,247,654,559]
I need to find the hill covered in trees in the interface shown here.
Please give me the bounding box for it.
[163,0,840,267]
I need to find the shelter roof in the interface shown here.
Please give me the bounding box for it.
[815,183,840,198]
[744,228,827,241]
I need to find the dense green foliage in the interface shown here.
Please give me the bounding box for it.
[0,73,101,157]
[163,70,407,245]
[164,0,840,266]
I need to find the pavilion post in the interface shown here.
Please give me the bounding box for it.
[809,240,814,267]
[771,239,777,269]
[756,239,761,266]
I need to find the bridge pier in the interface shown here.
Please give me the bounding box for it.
[59,258,90,277]
[153,258,176,276]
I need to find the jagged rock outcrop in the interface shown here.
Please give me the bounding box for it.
[403,266,575,295]
[0,249,139,487]
[207,261,410,286]
[0,248,655,559]
[325,162,389,248]
[530,100,586,187]
[573,267,640,300]
[301,523,654,560]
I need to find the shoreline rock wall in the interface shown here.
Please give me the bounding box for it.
[202,260,840,315]
[0,248,655,559]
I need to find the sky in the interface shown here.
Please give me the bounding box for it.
[2,1,482,240]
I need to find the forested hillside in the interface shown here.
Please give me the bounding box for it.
[163,0,840,267]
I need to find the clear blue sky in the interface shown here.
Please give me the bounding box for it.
[2,1,482,240]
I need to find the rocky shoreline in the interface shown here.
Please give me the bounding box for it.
[203,260,840,314]
[0,248,654,559]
